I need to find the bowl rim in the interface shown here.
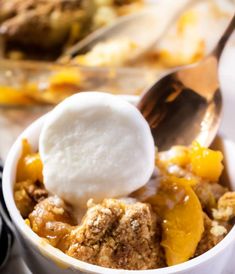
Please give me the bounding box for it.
[3,95,235,274]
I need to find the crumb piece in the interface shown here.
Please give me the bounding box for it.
[194,213,224,257]
[218,192,235,209]
[212,207,233,221]
[73,38,137,67]
[29,196,75,249]
[14,179,48,218]
[213,192,235,221]
[25,218,31,227]
[210,221,227,237]
[87,198,95,208]
[93,6,117,28]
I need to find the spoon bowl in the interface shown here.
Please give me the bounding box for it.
[138,13,235,151]
[138,56,222,151]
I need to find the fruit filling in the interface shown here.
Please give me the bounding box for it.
[14,139,234,270]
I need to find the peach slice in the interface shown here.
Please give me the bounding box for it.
[146,176,204,266]
[161,182,204,265]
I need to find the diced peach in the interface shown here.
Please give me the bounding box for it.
[189,141,223,182]
[17,139,43,182]
[158,146,190,168]
[49,69,81,86]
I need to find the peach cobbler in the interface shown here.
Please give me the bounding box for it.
[13,92,235,270]
[14,139,235,270]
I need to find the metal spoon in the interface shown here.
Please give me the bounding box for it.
[59,0,198,63]
[137,13,235,151]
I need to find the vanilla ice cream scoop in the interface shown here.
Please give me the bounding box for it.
[39,92,155,207]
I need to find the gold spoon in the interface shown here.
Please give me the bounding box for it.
[137,13,235,151]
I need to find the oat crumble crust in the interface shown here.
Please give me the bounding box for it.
[14,142,235,270]
[29,197,165,269]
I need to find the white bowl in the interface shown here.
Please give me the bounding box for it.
[3,95,235,274]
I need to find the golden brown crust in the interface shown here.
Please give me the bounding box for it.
[14,179,48,218]
[212,192,235,221]
[218,192,235,213]
[66,199,164,269]
[29,196,75,249]
[29,197,165,270]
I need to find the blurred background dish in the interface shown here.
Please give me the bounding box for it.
[0,0,234,103]
[0,60,154,160]
[0,1,234,93]
[0,0,144,61]
[0,59,154,106]
[0,0,232,65]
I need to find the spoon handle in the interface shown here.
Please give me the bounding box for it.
[214,13,235,59]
